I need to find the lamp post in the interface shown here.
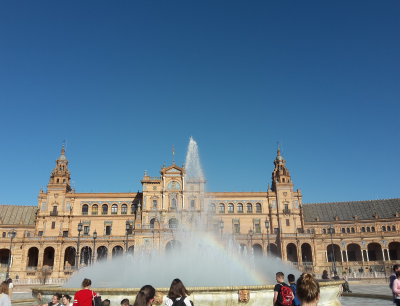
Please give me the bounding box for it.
[328,227,336,273]
[265,219,271,255]
[219,220,224,240]
[92,230,97,264]
[249,229,254,252]
[76,222,83,270]
[5,230,16,279]
[126,221,131,253]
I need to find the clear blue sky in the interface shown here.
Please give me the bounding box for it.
[1,1,399,206]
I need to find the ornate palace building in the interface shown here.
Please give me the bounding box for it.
[1,145,400,280]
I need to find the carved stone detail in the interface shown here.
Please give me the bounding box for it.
[238,289,250,302]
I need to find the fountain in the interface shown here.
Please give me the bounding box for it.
[31,137,343,305]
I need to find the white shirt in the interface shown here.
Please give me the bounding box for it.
[0,293,11,306]
[165,296,192,306]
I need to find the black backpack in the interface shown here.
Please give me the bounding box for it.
[92,291,102,306]
[172,297,193,306]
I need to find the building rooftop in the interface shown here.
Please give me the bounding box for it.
[0,205,37,225]
[303,198,400,222]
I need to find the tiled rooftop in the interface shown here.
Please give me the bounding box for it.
[0,205,37,225]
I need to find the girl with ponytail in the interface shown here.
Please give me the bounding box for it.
[133,285,155,306]
[296,273,320,306]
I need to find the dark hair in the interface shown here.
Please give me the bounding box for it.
[276,272,284,278]
[288,274,295,283]
[396,270,400,278]
[54,293,62,301]
[133,285,155,306]
[82,278,92,288]
[103,299,111,306]
[63,295,72,302]
[0,282,8,295]
[334,271,338,275]
[121,298,130,305]
[296,273,320,303]
[394,264,400,272]
[168,278,190,299]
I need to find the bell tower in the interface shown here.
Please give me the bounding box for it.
[48,143,71,192]
[271,147,292,191]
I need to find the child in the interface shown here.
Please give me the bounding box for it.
[288,274,300,306]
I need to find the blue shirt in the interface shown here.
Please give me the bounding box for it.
[289,283,300,306]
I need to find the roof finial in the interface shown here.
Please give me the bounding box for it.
[277,141,280,156]
[61,140,66,155]
[172,144,176,165]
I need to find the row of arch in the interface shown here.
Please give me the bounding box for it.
[209,203,262,214]
[82,203,138,215]
[0,245,136,270]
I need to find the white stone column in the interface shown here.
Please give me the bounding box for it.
[162,194,165,210]
[182,194,185,209]
[382,249,386,261]
[387,249,391,261]
[366,250,369,261]
[325,251,328,262]
[182,177,185,191]
[341,250,344,262]
[361,250,364,262]
[345,250,349,262]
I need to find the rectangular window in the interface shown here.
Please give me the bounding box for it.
[63,231,68,237]
[274,228,279,234]
[53,206,57,212]
[286,219,290,226]
[234,224,240,234]
[153,200,157,208]
[38,231,43,236]
[84,226,89,235]
[255,224,261,233]
[284,204,289,210]
[51,222,55,229]
[105,226,112,236]
[297,228,302,233]
[190,200,195,208]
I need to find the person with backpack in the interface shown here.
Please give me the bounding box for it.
[273,272,294,306]
[73,278,101,306]
[0,281,11,306]
[287,274,300,306]
[132,285,155,306]
[165,279,193,306]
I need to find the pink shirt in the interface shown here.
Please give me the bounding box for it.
[393,279,400,297]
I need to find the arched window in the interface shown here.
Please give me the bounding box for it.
[388,226,391,231]
[256,203,262,213]
[307,229,311,234]
[171,198,177,208]
[246,203,252,213]
[219,203,225,213]
[341,228,345,233]
[121,204,127,214]
[2,232,5,238]
[92,204,98,215]
[82,204,88,215]
[382,226,386,231]
[150,218,155,229]
[361,227,365,232]
[392,225,396,231]
[111,204,118,214]
[228,203,234,213]
[237,203,243,213]
[56,179,59,183]
[209,203,216,213]
[371,226,375,232]
[169,218,178,229]
[346,228,350,233]
[322,229,326,234]
[102,204,108,215]
[131,204,137,214]
[351,228,355,233]
[367,227,370,232]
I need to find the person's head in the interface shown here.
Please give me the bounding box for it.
[0,282,8,295]
[121,298,130,306]
[168,278,190,299]
[393,264,400,273]
[276,272,284,283]
[62,295,71,305]
[288,274,295,284]
[82,278,92,289]
[52,293,62,305]
[296,273,320,305]
[7,279,12,284]
[322,270,328,276]
[396,270,400,279]
[103,299,111,306]
[133,285,155,306]
[334,271,338,276]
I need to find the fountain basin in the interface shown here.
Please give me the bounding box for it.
[32,281,343,306]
